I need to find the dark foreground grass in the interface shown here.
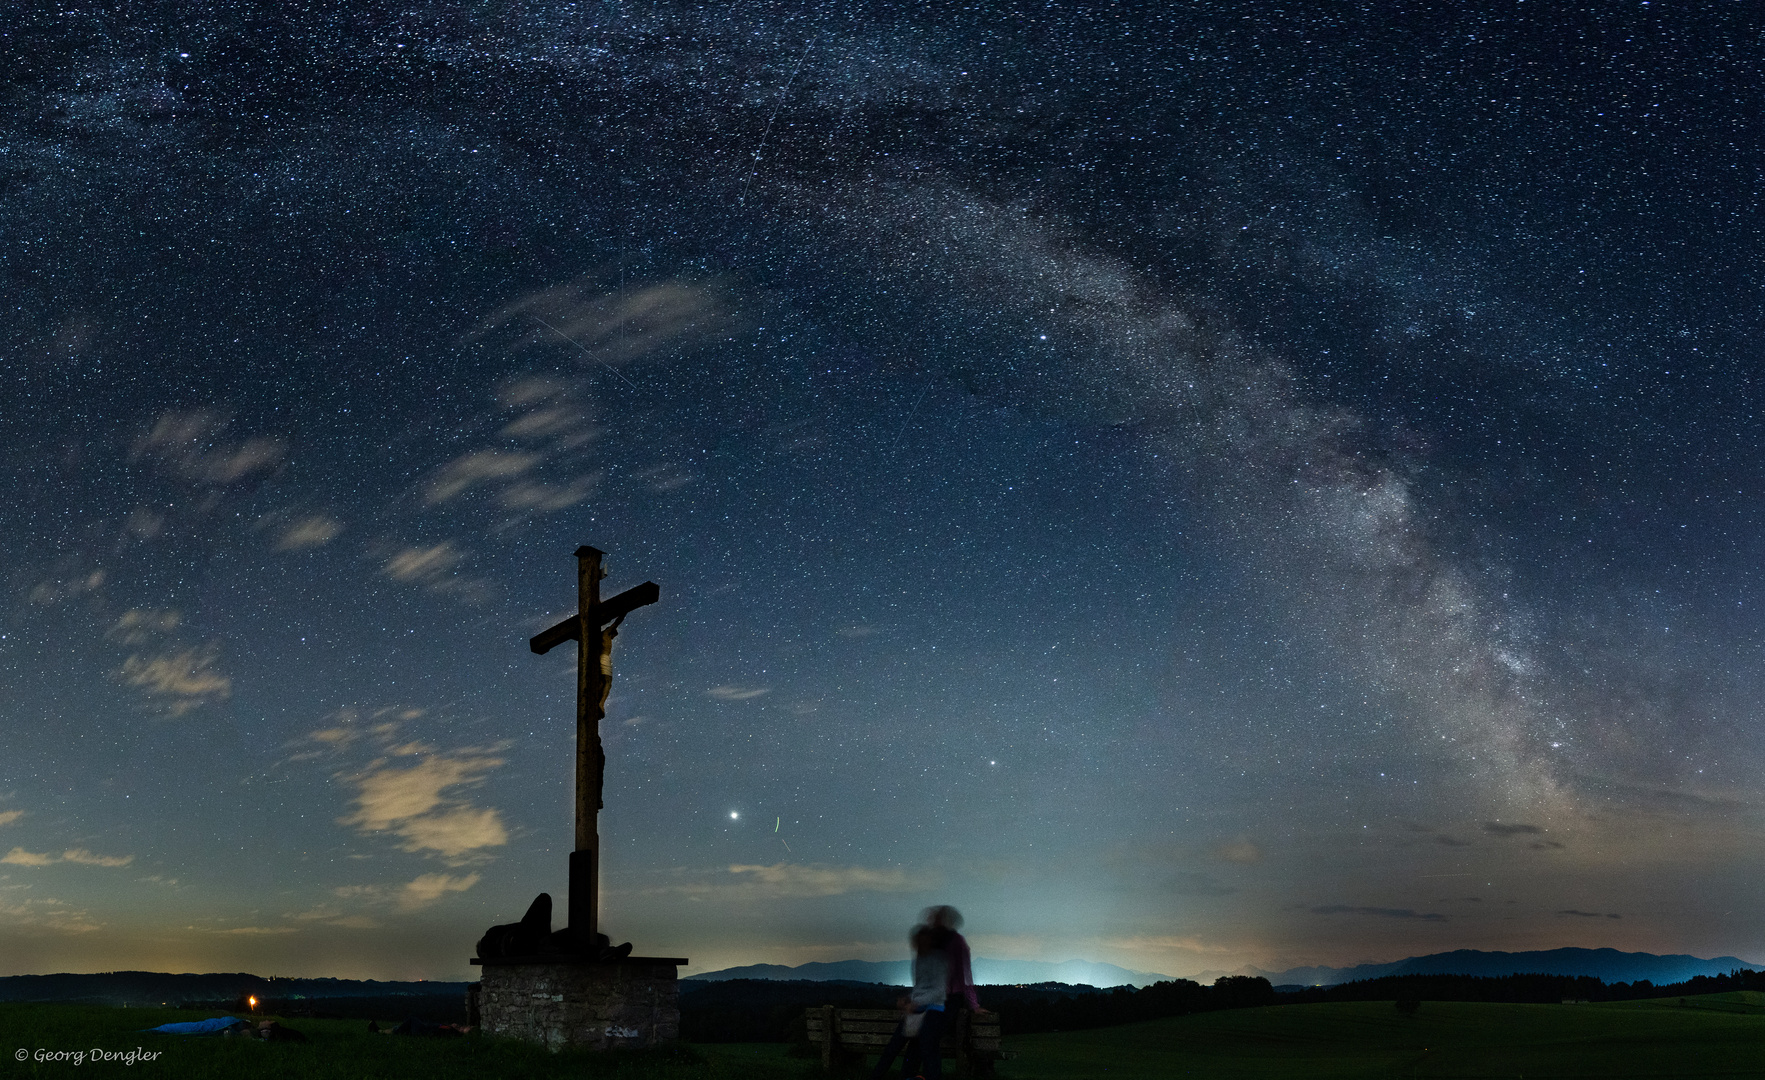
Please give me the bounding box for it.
[0,1004,821,1080]
[1003,993,1765,1079]
[7,995,1765,1079]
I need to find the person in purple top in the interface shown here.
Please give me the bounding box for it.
[923,905,985,1015]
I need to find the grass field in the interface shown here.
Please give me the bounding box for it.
[0,1003,817,1080]
[1002,994,1765,1079]
[5,994,1764,1078]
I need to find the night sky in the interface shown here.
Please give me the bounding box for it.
[4,2,1764,983]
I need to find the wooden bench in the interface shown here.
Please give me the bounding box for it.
[805,1005,1004,1076]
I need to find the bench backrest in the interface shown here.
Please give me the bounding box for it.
[806,1006,1002,1056]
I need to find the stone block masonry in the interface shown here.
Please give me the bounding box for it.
[474,958,683,1050]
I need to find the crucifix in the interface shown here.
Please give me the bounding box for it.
[529,545,658,953]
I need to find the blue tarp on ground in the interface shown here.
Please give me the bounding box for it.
[145,1016,246,1035]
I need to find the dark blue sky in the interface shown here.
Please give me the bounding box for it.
[2,2,1762,980]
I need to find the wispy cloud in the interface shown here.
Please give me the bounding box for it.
[498,375,570,407]
[390,807,508,858]
[295,706,426,755]
[285,716,509,912]
[29,568,105,605]
[634,463,695,492]
[104,606,231,716]
[124,507,165,540]
[1213,838,1262,864]
[119,646,231,715]
[285,905,380,929]
[494,377,602,451]
[2,847,133,868]
[717,862,924,898]
[337,751,509,859]
[277,514,344,550]
[1309,904,1447,921]
[497,475,597,511]
[107,609,182,645]
[329,871,483,913]
[62,849,135,867]
[308,728,361,748]
[0,811,23,828]
[425,451,541,504]
[0,898,101,933]
[479,276,734,369]
[500,404,584,440]
[131,408,286,485]
[398,872,482,911]
[708,686,770,701]
[406,376,605,526]
[1482,822,1545,837]
[341,754,496,826]
[383,543,464,583]
[1169,872,1239,897]
[632,862,929,901]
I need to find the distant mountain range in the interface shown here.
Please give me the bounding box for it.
[685,957,1175,988]
[689,947,1765,991]
[1230,948,1765,988]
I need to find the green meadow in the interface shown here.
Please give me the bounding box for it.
[0,1003,773,1080]
[1001,995,1765,1079]
[5,994,1764,1078]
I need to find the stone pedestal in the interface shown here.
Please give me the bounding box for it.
[471,956,686,1050]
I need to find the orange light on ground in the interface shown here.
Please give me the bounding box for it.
[248,996,257,1010]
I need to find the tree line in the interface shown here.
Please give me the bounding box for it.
[678,976,1280,1042]
[680,968,1765,1042]
[1280,967,1765,1007]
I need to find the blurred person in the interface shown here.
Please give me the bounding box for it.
[922,905,984,1016]
[871,924,948,1080]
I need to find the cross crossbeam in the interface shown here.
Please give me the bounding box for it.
[529,580,660,656]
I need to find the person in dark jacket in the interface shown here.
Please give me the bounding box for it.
[871,924,948,1080]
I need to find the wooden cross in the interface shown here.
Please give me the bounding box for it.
[529,545,658,951]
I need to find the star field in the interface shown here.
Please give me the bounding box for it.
[1,2,1763,980]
